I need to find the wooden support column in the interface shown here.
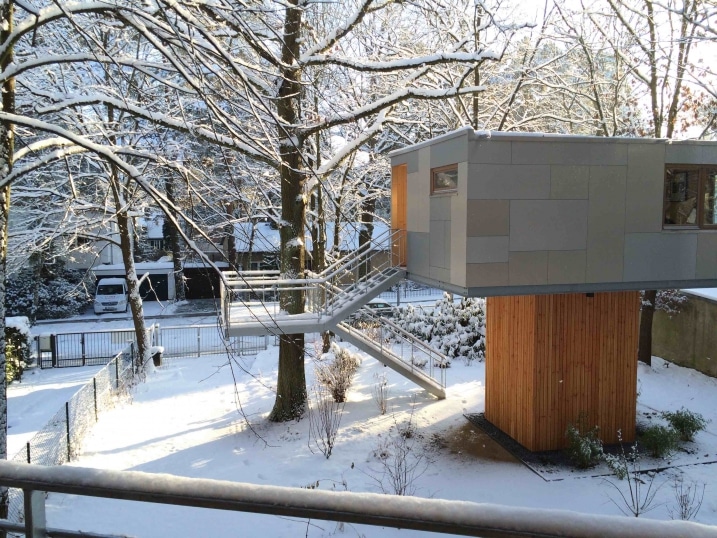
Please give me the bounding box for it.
[485,291,640,452]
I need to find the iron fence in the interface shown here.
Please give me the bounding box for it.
[378,280,443,304]
[7,340,144,527]
[36,324,268,369]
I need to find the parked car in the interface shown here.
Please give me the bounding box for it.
[94,278,129,314]
[348,299,395,325]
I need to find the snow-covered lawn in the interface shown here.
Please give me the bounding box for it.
[10,336,717,537]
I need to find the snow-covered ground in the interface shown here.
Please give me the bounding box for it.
[9,323,717,537]
[12,293,717,534]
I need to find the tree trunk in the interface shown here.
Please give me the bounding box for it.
[638,289,656,366]
[0,0,14,525]
[269,0,307,422]
[224,201,237,269]
[110,170,151,372]
[358,195,375,280]
[164,176,185,301]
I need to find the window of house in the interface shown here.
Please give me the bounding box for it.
[664,165,717,228]
[431,164,458,194]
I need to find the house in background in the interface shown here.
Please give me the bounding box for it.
[233,219,391,271]
[390,127,717,451]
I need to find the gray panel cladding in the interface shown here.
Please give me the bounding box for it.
[469,140,511,164]
[625,143,665,233]
[398,132,717,294]
[430,137,468,169]
[696,233,717,279]
[509,200,589,251]
[624,233,697,282]
[586,166,626,282]
[407,232,430,277]
[468,164,551,199]
[429,220,449,269]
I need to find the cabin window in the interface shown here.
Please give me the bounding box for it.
[664,165,717,228]
[431,164,458,194]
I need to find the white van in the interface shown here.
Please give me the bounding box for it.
[94,278,129,314]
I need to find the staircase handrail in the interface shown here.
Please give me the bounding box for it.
[313,227,397,280]
[336,316,447,388]
[223,229,397,292]
[222,228,404,327]
[357,309,449,366]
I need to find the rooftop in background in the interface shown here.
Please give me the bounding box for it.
[233,221,390,253]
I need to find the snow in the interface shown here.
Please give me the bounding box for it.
[9,320,717,536]
[6,316,31,337]
[683,288,717,302]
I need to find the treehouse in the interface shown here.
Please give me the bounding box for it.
[390,128,717,451]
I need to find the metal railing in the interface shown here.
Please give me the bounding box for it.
[342,309,448,388]
[0,460,715,538]
[378,279,443,304]
[37,324,268,369]
[220,228,405,331]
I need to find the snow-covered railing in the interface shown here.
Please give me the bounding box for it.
[0,460,714,538]
[221,228,405,331]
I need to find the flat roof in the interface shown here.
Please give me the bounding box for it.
[388,127,716,158]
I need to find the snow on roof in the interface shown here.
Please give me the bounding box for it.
[233,221,390,253]
[96,277,126,286]
[93,262,174,273]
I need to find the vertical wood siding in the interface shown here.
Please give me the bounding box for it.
[391,164,407,266]
[486,292,639,451]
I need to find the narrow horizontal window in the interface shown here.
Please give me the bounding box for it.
[431,164,458,194]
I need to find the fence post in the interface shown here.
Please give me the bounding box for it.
[26,442,31,464]
[93,377,98,422]
[65,402,71,463]
[197,327,201,358]
[115,356,120,389]
[50,335,57,368]
[81,333,86,367]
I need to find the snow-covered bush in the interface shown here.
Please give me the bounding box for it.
[7,264,91,320]
[6,316,31,383]
[565,417,603,469]
[315,343,361,403]
[393,294,486,363]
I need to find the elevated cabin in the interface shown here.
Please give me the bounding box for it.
[391,128,717,451]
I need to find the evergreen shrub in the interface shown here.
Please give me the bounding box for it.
[661,408,708,442]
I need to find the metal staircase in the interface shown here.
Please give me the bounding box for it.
[333,310,447,399]
[220,228,406,337]
[219,228,446,397]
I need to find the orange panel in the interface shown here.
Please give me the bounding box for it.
[391,165,407,266]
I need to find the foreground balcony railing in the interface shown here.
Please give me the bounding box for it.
[0,460,714,538]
